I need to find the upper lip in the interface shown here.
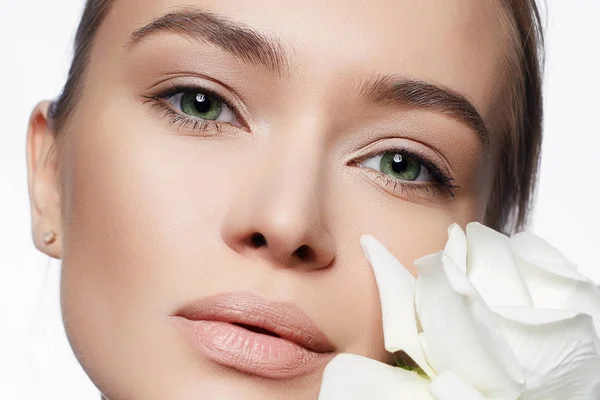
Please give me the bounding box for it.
[173,291,335,353]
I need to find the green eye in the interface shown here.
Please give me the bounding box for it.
[380,152,422,181]
[357,149,458,199]
[359,151,432,182]
[180,92,223,120]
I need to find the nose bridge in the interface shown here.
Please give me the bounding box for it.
[221,114,335,269]
[252,115,327,250]
[266,116,325,220]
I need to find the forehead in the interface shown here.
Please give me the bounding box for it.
[93,0,513,121]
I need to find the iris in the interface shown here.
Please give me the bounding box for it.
[180,92,223,121]
[380,153,421,181]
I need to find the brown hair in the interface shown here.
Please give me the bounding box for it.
[48,0,545,235]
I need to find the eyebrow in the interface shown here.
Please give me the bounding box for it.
[126,8,289,76]
[360,76,490,149]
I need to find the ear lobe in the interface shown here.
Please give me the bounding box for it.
[26,100,62,259]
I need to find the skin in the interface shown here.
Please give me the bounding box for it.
[26,0,514,398]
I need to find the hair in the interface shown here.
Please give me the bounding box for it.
[47,0,545,235]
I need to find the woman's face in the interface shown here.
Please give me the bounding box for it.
[28,0,513,398]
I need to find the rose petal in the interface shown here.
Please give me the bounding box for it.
[429,371,487,400]
[444,224,467,274]
[591,382,600,399]
[465,223,533,307]
[360,235,435,377]
[511,232,580,276]
[318,353,433,400]
[492,307,600,400]
[511,233,600,337]
[415,251,525,400]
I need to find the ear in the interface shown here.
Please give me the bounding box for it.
[26,101,62,259]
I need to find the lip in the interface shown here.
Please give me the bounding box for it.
[171,291,336,379]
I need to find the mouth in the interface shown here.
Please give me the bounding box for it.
[171,291,336,379]
[230,322,281,338]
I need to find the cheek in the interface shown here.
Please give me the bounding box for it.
[60,94,257,296]
[59,102,261,396]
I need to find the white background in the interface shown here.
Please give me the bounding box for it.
[0,0,599,399]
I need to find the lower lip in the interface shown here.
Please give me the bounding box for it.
[172,317,333,379]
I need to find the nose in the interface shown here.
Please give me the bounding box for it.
[220,129,336,271]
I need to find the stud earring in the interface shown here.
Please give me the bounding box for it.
[44,230,57,245]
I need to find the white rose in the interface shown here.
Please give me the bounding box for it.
[318,223,600,400]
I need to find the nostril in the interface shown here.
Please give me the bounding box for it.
[294,245,315,262]
[250,232,267,248]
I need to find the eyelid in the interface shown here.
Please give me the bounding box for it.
[360,169,457,202]
[352,146,459,200]
[358,151,433,182]
[165,92,239,126]
[143,79,251,130]
[352,138,455,178]
[355,147,442,178]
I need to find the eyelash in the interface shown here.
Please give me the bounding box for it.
[141,84,243,134]
[354,148,459,200]
[142,85,458,200]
